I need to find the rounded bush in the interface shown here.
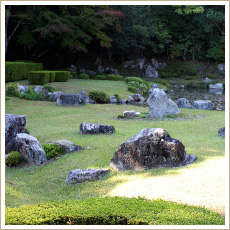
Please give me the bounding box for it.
[107,75,122,81]
[94,75,107,80]
[78,74,89,79]
[89,90,108,103]
[6,83,21,97]
[127,86,138,93]
[5,151,24,167]
[42,143,64,160]
[124,77,148,86]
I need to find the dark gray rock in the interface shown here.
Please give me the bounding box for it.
[131,94,145,102]
[14,133,47,165]
[18,85,28,94]
[66,168,110,184]
[56,93,86,106]
[49,92,63,102]
[50,140,83,153]
[80,123,115,135]
[127,96,135,105]
[110,96,117,104]
[97,66,104,73]
[176,98,189,109]
[218,127,225,137]
[181,154,197,166]
[191,100,212,110]
[79,91,89,103]
[163,88,168,94]
[5,114,27,154]
[104,67,119,75]
[70,64,77,72]
[217,64,225,72]
[159,63,166,69]
[147,88,180,118]
[120,99,127,104]
[136,58,145,69]
[151,58,159,69]
[110,128,194,170]
[79,68,85,74]
[86,70,96,76]
[145,65,159,78]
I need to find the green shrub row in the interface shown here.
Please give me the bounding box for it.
[72,74,123,81]
[5,196,225,225]
[28,71,70,85]
[5,62,43,82]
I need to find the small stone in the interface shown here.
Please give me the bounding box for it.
[66,168,110,184]
[203,77,212,83]
[176,98,189,109]
[191,100,212,110]
[110,96,117,104]
[145,65,159,78]
[218,127,225,137]
[80,123,115,135]
[17,85,28,94]
[50,140,83,153]
[123,111,139,118]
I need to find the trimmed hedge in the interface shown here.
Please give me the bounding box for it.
[28,71,50,85]
[5,62,43,82]
[5,197,225,225]
[124,77,148,86]
[107,75,123,81]
[54,71,70,82]
[94,75,107,80]
[79,73,89,79]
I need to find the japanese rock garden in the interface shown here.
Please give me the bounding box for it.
[4,4,226,226]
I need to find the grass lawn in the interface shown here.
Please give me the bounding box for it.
[5,95,225,215]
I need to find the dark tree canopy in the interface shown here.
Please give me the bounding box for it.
[5,5,225,68]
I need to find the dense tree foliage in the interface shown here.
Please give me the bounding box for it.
[5,5,225,68]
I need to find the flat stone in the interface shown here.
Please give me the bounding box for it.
[80,123,115,135]
[50,140,83,153]
[66,168,110,184]
[56,93,86,106]
[14,133,47,165]
[218,127,225,137]
[147,88,180,118]
[123,111,139,118]
[5,114,27,154]
[110,128,191,170]
[191,100,212,110]
[209,83,223,89]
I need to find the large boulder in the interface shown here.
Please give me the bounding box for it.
[66,168,110,184]
[5,114,26,154]
[147,88,180,118]
[110,128,196,170]
[145,65,159,78]
[176,98,189,109]
[80,123,115,135]
[218,127,225,137]
[50,140,83,153]
[14,133,47,165]
[191,100,212,110]
[56,93,86,106]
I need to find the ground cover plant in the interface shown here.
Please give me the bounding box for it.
[5,96,225,220]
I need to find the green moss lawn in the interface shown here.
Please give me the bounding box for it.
[5,79,225,224]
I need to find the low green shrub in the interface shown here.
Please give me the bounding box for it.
[208,74,218,79]
[28,71,50,85]
[107,75,122,81]
[127,85,138,93]
[89,90,108,103]
[127,81,149,95]
[5,151,24,167]
[79,74,89,79]
[184,76,193,80]
[124,77,148,86]
[20,91,51,101]
[5,62,43,82]
[6,83,20,97]
[5,196,225,225]
[198,82,209,89]
[186,81,196,88]
[42,143,64,160]
[154,80,170,89]
[94,75,107,80]
[70,72,78,79]
[55,71,70,82]
[43,84,55,93]
[5,96,11,100]
[186,67,197,76]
